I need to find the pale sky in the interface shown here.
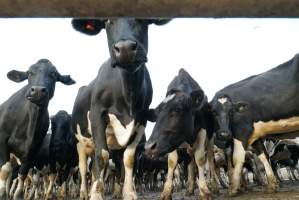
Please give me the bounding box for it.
[0,18,299,138]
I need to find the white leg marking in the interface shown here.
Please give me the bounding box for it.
[0,162,11,197]
[122,125,144,200]
[258,152,278,191]
[194,129,210,198]
[230,139,246,196]
[161,150,178,200]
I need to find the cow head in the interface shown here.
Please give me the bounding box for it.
[211,95,248,149]
[72,18,170,73]
[7,59,75,106]
[50,110,74,161]
[145,89,204,158]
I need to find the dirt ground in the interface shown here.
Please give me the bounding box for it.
[105,181,299,200]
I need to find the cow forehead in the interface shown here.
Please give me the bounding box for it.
[218,97,228,104]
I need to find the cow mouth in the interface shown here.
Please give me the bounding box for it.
[26,95,48,105]
[214,138,229,149]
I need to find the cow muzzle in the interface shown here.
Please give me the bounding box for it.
[26,86,49,104]
[144,141,159,159]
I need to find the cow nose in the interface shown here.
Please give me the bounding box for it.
[113,40,137,58]
[218,131,231,140]
[145,142,157,151]
[29,86,47,98]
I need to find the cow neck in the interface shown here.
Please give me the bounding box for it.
[120,65,145,117]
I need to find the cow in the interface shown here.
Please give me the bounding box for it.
[71,18,170,200]
[210,53,299,196]
[145,68,217,200]
[26,110,78,200]
[0,59,75,200]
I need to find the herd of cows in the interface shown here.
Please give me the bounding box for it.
[0,18,299,200]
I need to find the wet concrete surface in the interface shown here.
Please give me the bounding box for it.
[105,181,299,200]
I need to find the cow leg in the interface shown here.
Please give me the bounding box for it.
[194,129,211,200]
[207,138,220,194]
[229,139,246,197]
[77,142,89,200]
[0,161,11,200]
[160,150,178,200]
[28,170,41,200]
[9,178,17,199]
[258,152,279,192]
[13,174,25,200]
[5,167,12,198]
[112,175,122,199]
[44,173,56,200]
[185,159,195,196]
[122,125,145,200]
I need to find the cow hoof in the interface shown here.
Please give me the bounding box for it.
[228,189,239,197]
[160,193,172,200]
[185,189,194,196]
[112,183,122,199]
[13,190,23,200]
[265,184,279,193]
[123,192,137,200]
[90,192,104,200]
[0,191,6,200]
[80,191,88,200]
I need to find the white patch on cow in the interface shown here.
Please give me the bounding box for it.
[0,162,12,191]
[122,125,144,200]
[258,152,276,182]
[218,97,227,104]
[106,113,137,148]
[87,111,92,136]
[161,150,178,199]
[249,116,299,145]
[47,119,52,135]
[194,129,210,197]
[162,93,176,103]
[231,139,246,194]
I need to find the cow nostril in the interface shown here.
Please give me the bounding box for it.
[130,42,137,51]
[30,87,35,92]
[150,142,157,150]
[41,88,46,93]
[114,44,120,53]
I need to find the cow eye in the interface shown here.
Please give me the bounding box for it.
[173,107,182,113]
[28,71,34,77]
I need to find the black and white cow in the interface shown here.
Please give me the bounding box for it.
[71,18,170,200]
[0,59,75,200]
[145,68,217,200]
[211,53,299,196]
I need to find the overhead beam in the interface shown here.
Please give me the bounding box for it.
[0,0,299,17]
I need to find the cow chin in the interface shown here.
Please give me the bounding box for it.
[146,143,175,159]
[26,95,49,106]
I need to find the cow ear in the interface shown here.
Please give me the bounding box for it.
[235,101,248,113]
[148,18,171,26]
[57,74,76,85]
[72,19,105,35]
[7,70,28,83]
[190,89,204,109]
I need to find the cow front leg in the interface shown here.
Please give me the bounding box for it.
[207,137,220,194]
[258,152,279,193]
[160,150,178,200]
[185,159,195,196]
[76,142,89,200]
[229,139,245,197]
[44,173,56,200]
[0,162,12,199]
[123,125,145,200]
[13,174,25,200]
[28,170,41,200]
[194,129,211,200]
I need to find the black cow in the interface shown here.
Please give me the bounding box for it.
[145,69,217,200]
[210,53,299,196]
[0,59,75,200]
[27,110,77,199]
[71,18,170,200]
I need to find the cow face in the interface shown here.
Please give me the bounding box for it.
[72,18,170,73]
[7,59,75,105]
[51,111,73,152]
[211,95,248,149]
[145,90,203,158]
